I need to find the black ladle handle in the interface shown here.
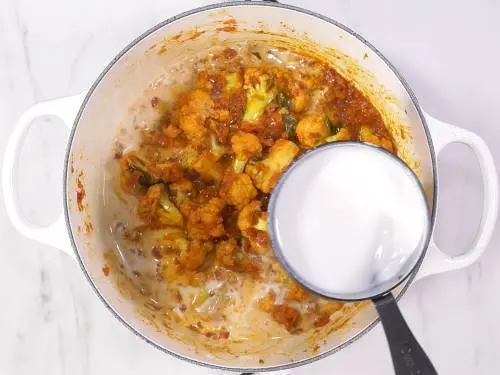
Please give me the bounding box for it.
[374,293,438,375]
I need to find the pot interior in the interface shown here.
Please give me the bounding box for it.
[65,3,434,370]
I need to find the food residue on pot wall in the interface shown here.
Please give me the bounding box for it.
[76,171,86,212]
[147,17,240,56]
[74,167,94,236]
[216,18,238,32]
[171,30,206,42]
[102,265,110,277]
[85,221,93,235]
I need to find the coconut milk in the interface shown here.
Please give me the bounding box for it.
[271,144,430,299]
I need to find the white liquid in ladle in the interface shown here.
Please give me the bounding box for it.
[270,144,430,300]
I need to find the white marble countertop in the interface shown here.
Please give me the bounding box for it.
[1,0,499,374]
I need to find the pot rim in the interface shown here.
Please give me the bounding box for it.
[63,1,438,372]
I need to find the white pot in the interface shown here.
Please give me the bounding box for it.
[3,1,499,372]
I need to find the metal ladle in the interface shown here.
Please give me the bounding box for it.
[267,142,438,375]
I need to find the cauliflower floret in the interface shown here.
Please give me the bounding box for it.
[137,184,162,224]
[207,109,232,146]
[169,179,195,216]
[179,113,206,147]
[359,126,395,153]
[325,127,351,143]
[197,70,215,91]
[240,111,285,147]
[243,67,266,85]
[243,71,277,122]
[170,179,193,202]
[296,114,329,148]
[163,125,182,139]
[215,237,260,273]
[215,237,238,267]
[237,201,262,232]
[187,198,226,240]
[179,89,214,146]
[277,83,309,113]
[157,161,184,182]
[246,228,270,254]
[225,72,243,90]
[237,201,270,253]
[137,184,184,227]
[186,89,214,112]
[178,240,213,270]
[208,132,227,160]
[231,132,262,172]
[179,145,199,170]
[120,151,161,195]
[219,170,257,208]
[292,89,309,113]
[245,139,299,193]
[288,78,310,113]
[192,151,223,182]
[273,68,310,113]
[231,132,263,159]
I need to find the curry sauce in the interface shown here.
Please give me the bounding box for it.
[112,44,395,344]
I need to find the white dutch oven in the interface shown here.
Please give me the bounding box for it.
[3,1,499,372]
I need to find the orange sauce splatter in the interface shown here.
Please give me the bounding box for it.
[185,30,205,41]
[102,265,110,277]
[76,171,85,211]
[217,19,237,32]
[84,221,93,235]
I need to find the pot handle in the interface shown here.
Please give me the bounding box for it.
[416,113,499,281]
[2,92,87,259]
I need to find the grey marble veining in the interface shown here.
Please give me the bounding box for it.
[0,0,499,374]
